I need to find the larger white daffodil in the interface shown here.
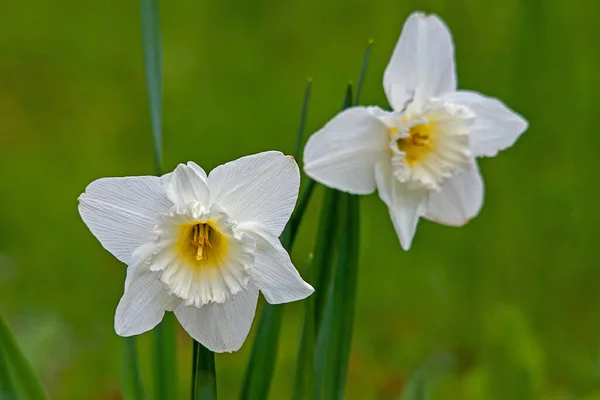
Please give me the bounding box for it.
[78,151,314,352]
[303,12,528,250]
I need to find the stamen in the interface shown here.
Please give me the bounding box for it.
[190,223,213,261]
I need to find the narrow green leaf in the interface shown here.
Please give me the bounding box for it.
[354,40,373,106]
[292,256,316,400]
[294,79,312,160]
[286,178,316,244]
[314,85,358,400]
[0,327,17,400]
[240,80,315,400]
[153,313,177,400]
[318,192,360,400]
[314,270,337,400]
[141,1,177,398]
[310,188,340,332]
[0,314,48,400]
[141,0,163,175]
[121,337,144,400]
[191,340,217,400]
[328,194,360,399]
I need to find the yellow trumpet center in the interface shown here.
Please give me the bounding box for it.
[396,123,434,165]
[176,221,227,267]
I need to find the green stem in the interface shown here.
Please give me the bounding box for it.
[240,80,315,400]
[153,314,177,400]
[121,337,144,400]
[191,340,217,400]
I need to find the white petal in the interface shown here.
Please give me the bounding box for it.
[303,107,389,194]
[187,161,208,181]
[208,151,299,237]
[174,286,259,353]
[440,91,528,157]
[162,163,211,207]
[115,262,179,336]
[425,161,484,226]
[383,12,456,112]
[375,160,427,250]
[237,221,314,304]
[78,176,171,263]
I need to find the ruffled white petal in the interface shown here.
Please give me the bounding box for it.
[383,12,456,112]
[78,176,172,263]
[303,107,389,195]
[237,221,314,304]
[425,161,484,226]
[162,162,211,207]
[115,262,180,336]
[440,91,528,157]
[174,285,259,352]
[208,151,299,237]
[375,160,427,250]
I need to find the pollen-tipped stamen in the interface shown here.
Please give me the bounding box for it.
[190,223,213,261]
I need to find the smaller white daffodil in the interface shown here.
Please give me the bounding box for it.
[78,151,314,352]
[303,12,528,250]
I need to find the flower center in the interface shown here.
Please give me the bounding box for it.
[175,221,228,268]
[148,204,256,307]
[385,102,474,191]
[396,123,433,165]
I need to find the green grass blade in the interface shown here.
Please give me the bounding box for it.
[292,256,316,400]
[319,193,360,400]
[141,1,177,398]
[286,178,316,243]
[153,313,177,400]
[314,85,357,400]
[0,314,48,400]
[240,80,315,400]
[191,340,217,400]
[354,40,373,106]
[311,188,340,332]
[314,257,339,400]
[121,337,144,400]
[329,194,360,399]
[141,0,163,174]
[294,79,312,160]
[0,326,17,400]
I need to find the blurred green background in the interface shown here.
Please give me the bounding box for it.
[1,0,599,398]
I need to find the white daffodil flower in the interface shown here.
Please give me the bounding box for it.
[78,151,314,352]
[303,12,528,250]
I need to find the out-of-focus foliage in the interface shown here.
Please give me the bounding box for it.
[1,0,599,398]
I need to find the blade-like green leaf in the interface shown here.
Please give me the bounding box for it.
[141,0,163,174]
[317,192,360,400]
[121,337,144,400]
[292,256,316,400]
[354,40,373,105]
[286,178,316,244]
[191,340,217,400]
[240,80,315,400]
[0,314,48,400]
[314,84,359,400]
[294,79,312,160]
[153,313,177,400]
[311,188,340,333]
[141,1,177,398]
[0,326,17,400]
[328,194,359,399]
